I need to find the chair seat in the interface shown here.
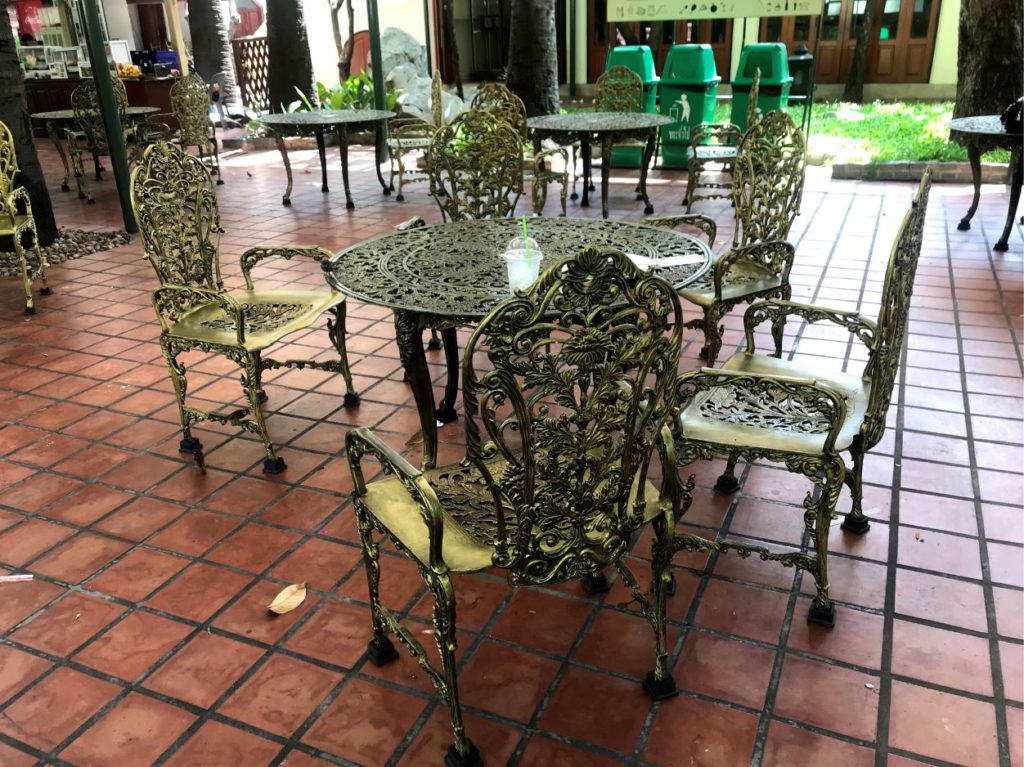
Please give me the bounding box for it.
[169,288,344,350]
[0,215,36,236]
[361,457,664,573]
[692,145,737,161]
[679,352,870,455]
[678,260,785,307]
[388,137,432,150]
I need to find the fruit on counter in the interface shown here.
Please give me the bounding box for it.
[117,63,142,78]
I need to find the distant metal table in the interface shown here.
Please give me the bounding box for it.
[257,109,395,208]
[326,217,711,469]
[949,115,1023,252]
[31,106,161,191]
[526,112,674,220]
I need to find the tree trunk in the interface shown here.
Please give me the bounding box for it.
[186,0,240,108]
[266,0,315,111]
[0,14,56,244]
[441,0,463,100]
[507,0,560,116]
[842,0,877,102]
[331,0,356,84]
[954,0,1024,117]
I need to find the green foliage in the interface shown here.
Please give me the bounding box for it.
[283,73,401,113]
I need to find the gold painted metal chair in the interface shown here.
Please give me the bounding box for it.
[0,120,50,315]
[591,65,645,196]
[388,70,447,202]
[66,78,141,204]
[130,142,358,475]
[471,82,569,216]
[348,246,686,766]
[674,110,807,366]
[685,67,761,211]
[428,108,523,221]
[170,71,223,184]
[665,171,932,627]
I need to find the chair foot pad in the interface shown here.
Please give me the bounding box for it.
[366,636,399,667]
[179,437,203,454]
[24,305,36,315]
[445,743,483,767]
[642,671,679,701]
[343,392,361,408]
[713,474,741,494]
[40,287,53,296]
[581,574,611,595]
[426,338,443,351]
[807,601,837,627]
[840,513,870,535]
[263,456,287,474]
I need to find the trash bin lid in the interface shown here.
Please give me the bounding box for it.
[606,45,657,83]
[662,43,719,84]
[735,43,792,85]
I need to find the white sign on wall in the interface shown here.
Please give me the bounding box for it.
[608,0,820,21]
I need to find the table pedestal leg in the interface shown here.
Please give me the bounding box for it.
[958,146,982,231]
[316,130,330,193]
[338,128,355,210]
[580,136,591,207]
[600,134,612,219]
[375,125,391,195]
[640,131,656,215]
[994,147,1022,252]
[45,122,71,192]
[275,135,293,206]
[92,151,103,181]
[436,327,459,425]
[394,310,437,470]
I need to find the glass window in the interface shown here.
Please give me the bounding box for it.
[794,15,810,41]
[711,19,727,43]
[821,0,842,40]
[910,0,932,36]
[764,17,783,41]
[879,0,900,39]
[596,0,606,43]
[849,0,868,39]
[687,21,700,43]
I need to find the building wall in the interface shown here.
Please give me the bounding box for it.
[929,0,959,85]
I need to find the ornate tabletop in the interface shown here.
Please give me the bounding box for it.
[527,112,674,133]
[327,216,711,469]
[326,217,711,317]
[31,106,161,121]
[947,114,1022,251]
[256,109,395,207]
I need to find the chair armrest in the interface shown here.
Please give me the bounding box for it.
[646,214,716,249]
[533,145,569,166]
[655,423,696,529]
[711,241,794,300]
[152,284,245,343]
[673,366,849,455]
[239,245,335,289]
[346,427,448,574]
[5,187,32,217]
[743,299,877,356]
[691,122,742,146]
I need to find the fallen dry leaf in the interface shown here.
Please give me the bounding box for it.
[268,582,307,615]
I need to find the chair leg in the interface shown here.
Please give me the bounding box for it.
[13,233,34,315]
[161,337,204,465]
[239,351,285,474]
[31,227,51,297]
[70,148,94,204]
[685,162,698,212]
[702,309,725,368]
[807,458,845,627]
[642,518,678,701]
[559,168,568,216]
[714,452,741,494]
[531,175,547,216]
[328,303,359,407]
[211,136,224,185]
[569,144,579,200]
[356,503,400,667]
[841,441,870,534]
[772,287,791,358]
[427,327,442,351]
[430,573,482,767]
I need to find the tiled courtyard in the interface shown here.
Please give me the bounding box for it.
[0,143,1020,766]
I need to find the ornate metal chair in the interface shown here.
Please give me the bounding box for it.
[590,65,645,196]
[685,67,761,211]
[170,72,222,184]
[470,82,569,216]
[348,246,686,766]
[388,70,446,202]
[665,171,932,627]
[428,109,523,221]
[0,120,50,315]
[130,142,358,474]
[675,110,806,366]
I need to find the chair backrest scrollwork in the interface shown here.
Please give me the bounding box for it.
[0,120,19,207]
[861,171,932,447]
[595,66,643,113]
[130,142,223,309]
[732,109,806,248]
[746,67,762,128]
[428,109,523,221]
[461,246,683,585]
[431,69,443,126]
[171,72,213,147]
[72,78,129,153]
[471,82,528,139]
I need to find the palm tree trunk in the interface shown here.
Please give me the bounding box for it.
[441,0,463,100]
[507,0,560,116]
[842,0,877,102]
[954,0,1023,117]
[0,14,57,244]
[266,0,315,111]
[186,0,240,108]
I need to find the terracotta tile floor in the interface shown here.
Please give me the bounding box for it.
[0,141,1020,767]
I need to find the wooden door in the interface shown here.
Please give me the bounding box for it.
[759,14,818,54]
[868,0,940,81]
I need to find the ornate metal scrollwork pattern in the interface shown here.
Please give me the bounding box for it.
[595,66,643,113]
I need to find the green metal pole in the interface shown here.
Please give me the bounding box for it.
[80,0,136,233]
[366,0,387,165]
[423,0,432,75]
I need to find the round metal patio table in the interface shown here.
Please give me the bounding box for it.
[948,115,1023,252]
[526,112,674,220]
[31,106,161,191]
[326,217,712,469]
[257,109,395,208]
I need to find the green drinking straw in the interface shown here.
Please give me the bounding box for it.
[521,216,533,266]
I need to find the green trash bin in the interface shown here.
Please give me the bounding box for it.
[604,45,658,167]
[658,44,720,168]
[730,43,793,133]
